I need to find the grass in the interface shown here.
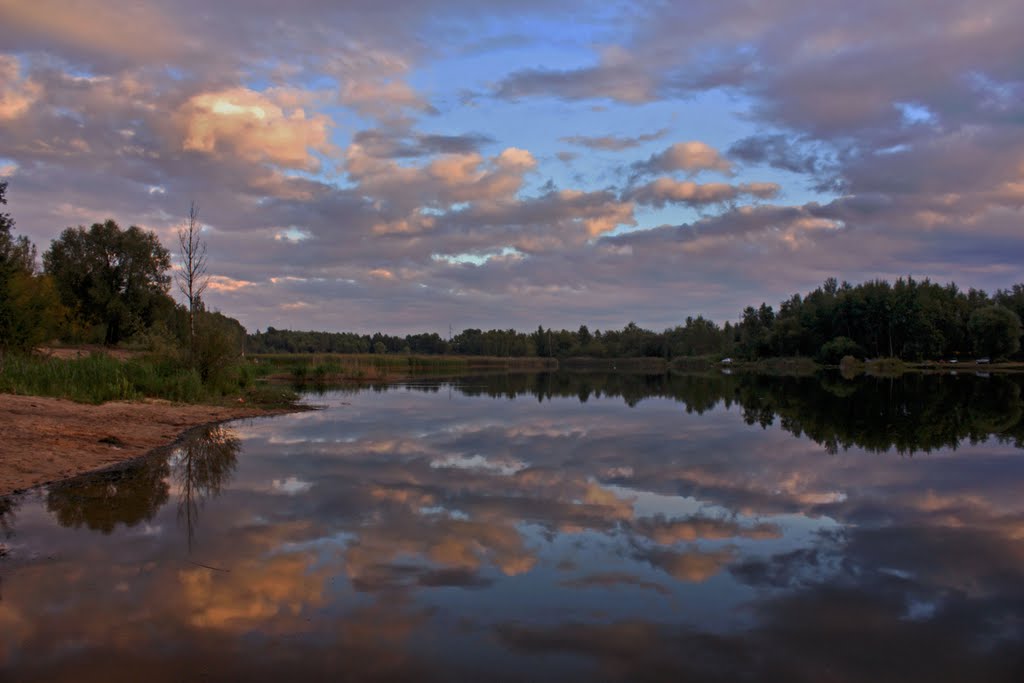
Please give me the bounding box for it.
[0,352,296,406]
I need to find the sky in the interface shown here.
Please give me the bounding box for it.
[0,0,1022,335]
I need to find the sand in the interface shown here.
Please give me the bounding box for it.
[0,393,298,495]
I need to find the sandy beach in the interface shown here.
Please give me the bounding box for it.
[0,393,298,495]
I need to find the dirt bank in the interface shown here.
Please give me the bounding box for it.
[0,394,301,495]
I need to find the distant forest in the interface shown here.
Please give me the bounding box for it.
[250,277,1024,362]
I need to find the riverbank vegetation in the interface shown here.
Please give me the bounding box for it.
[251,277,1024,364]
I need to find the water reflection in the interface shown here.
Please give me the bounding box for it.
[390,371,1024,454]
[36,424,239,543]
[174,425,240,550]
[45,456,170,534]
[1,373,1023,681]
[0,495,15,537]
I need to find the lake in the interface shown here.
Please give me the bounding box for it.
[2,371,1024,682]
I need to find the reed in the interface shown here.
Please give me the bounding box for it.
[0,352,289,405]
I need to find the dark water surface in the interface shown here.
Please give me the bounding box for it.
[2,372,1024,682]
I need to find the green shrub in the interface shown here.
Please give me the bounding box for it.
[818,337,867,364]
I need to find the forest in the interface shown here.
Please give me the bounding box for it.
[250,277,1024,363]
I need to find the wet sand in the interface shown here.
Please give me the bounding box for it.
[0,393,300,495]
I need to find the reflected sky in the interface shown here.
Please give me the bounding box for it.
[2,374,1024,682]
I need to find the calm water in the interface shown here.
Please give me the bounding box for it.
[2,372,1024,682]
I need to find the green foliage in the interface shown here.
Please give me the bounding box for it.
[191,310,246,386]
[818,336,866,364]
[968,305,1022,359]
[0,181,66,352]
[0,350,281,405]
[43,219,173,345]
[1,269,67,352]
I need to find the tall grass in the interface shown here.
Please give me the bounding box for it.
[0,352,266,404]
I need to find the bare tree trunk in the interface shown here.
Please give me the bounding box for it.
[176,202,208,364]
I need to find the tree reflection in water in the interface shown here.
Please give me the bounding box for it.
[412,370,1024,455]
[173,424,240,551]
[41,424,239,544]
[0,495,16,539]
[45,456,170,534]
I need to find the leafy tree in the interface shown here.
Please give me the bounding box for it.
[43,219,172,345]
[0,181,35,274]
[818,336,866,364]
[0,182,66,353]
[968,305,1022,359]
[192,307,247,385]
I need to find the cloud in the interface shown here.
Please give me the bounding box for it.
[728,133,834,178]
[205,275,256,292]
[495,46,658,104]
[0,1,183,65]
[352,129,493,158]
[561,128,669,151]
[0,55,41,121]
[632,141,733,177]
[1,0,1023,333]
[629,178,779,208]
[339,78,436,119]
[344,144,536,213]
[180,87,333,171]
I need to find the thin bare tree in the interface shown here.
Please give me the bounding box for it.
[176,201,208,358]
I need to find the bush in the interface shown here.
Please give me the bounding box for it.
[818,337,866,364]
[192,313,243,385]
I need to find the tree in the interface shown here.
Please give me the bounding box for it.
[968,305,1021,359]
[0,182,65,354]
[43,219,172,345]
[0,181,35,274]
[818,336,866,364]
[176,202,209,360]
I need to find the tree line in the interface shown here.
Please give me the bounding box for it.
[251,277,1024,362]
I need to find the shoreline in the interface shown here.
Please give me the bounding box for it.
[0,393,310,496]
